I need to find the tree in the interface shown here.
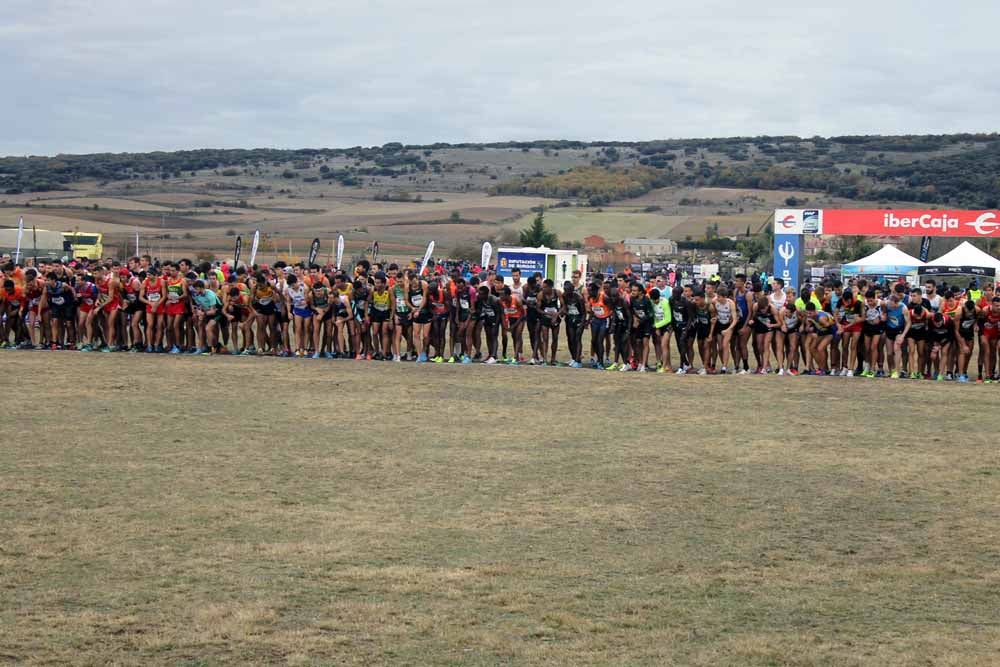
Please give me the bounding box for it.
[833,235,876,263]
[519,208,558,247]
[449,211,461,223]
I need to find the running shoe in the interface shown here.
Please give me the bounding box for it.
[945,372,954,381]
[698,368,707,375]
[738,368,748,375]
[448,356,456,364]
[674,367,686,375]
[416,353,427,363]
[958,375,969,383]
[169,346,181,354]
[876,370,886,378]
[619,364,630,372]
[890,371,899,379]
[433,355,444,363]
[814,369,824,376]
[778,368,785,376]
[474,352,482,360]
[606,362,619,371]
[656,365,665,374]
[485,357,497,365]
[393,354,401,362]
[638,365,647,373]
[789,368,799,376]
[909,372,921,380]
[312,352,321,359]
[936,374,944,381]
[461,355,472,364]
[78,344,90,352]
[508,359,519,366]
[50,343,58,351]
[976,377,984,384]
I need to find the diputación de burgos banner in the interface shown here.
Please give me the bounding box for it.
[774,209,1000,237]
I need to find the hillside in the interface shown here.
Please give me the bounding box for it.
[1,134,996,263]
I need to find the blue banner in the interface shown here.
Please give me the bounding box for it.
[773,234,803,289]
[497,251,546,278]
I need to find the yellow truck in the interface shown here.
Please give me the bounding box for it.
[62,232,104,259]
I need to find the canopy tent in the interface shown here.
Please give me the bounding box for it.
[920,241,1000,278]
[841,244,924,276]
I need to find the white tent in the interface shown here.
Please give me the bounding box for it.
[842,244,924,275]
[925,241,1000,272]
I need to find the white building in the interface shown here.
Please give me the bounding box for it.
[623,238,678,256]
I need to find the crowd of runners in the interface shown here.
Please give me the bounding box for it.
[2,254,1000,382]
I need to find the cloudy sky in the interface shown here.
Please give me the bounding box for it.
[3,0,996,155]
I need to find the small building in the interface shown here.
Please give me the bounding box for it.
[622,237,678,256]
[583,234,607,249]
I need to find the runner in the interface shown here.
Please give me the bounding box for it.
[76,274,100,352]
[409,272,432,363]
[907,292,931,379]
[309,276,333,358]
[499,286,525,365]
[252,272,280,355]
[832,289,861,376]
[39,272,74,350]
[650,287,672,373]
[628,282,653,372]
[883,293,910,379]
[586,282,611,369]
[536,279,561,366]
[477,284,502,364]
[713,286,737,374]
[750,292,779,373]
[190,280,223,354]
[164,263,188,354]
[805,302,837,376]
[560,283,586,368]
[392,269,414,361]
[95,265,121,352]
[731,274,752,373]
[928,311,954,381]
[955,299,979,382]
[286,273,311,357]
[690,290,714,374]
[368,272,394,360]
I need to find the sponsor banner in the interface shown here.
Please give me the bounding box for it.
[811,267,826,278]
[919,236,932,262]
[777,209,1000,238]
[775,209,823,235]
[773,234,803,290]
[497,251,546,277]
[842,264,921,276]
[919,265,996,277]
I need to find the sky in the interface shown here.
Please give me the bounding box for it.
[2,0,997,156]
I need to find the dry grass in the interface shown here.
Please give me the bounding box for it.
[2,353,999,665]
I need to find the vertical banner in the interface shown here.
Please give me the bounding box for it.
[234,235,243,268]
[481,241,492,270]
[308,238,321,265]
[773,234,803,290]
[249,229,260,267]
[336,234,345,270]
[419,241,435,276]
[32,226,37,264]
[372,241,380,264]
[919,236,932,262]
[14,217,24,263]
[135,230,140,257]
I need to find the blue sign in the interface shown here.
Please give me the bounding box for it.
[497,251,546,278]
[773,234,803,290]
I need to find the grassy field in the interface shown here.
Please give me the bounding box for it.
[2,354,999,665]
[505,208,687,243]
